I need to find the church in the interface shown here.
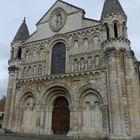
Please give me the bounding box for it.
[4,0,140,139]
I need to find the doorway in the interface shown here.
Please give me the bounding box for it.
[52,97,70,135]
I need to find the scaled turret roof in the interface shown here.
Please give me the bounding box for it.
[12,18,29,43]
[101,0,126,19]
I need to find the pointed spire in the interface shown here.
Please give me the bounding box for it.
[23,17,26,23]
[101,0,126,19]
[12,17,29,43]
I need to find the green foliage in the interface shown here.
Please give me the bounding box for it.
[0,95,6,105]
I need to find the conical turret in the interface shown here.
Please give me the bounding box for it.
[12,17,29,43]
[101,0,126,19]
[101,0,128,41]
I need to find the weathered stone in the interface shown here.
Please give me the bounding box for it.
[4,0,140,139]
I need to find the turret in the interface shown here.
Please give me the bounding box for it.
[4,18,29,130]
[101,0,140,138]
[101,0,128,42]
[10,18,29,61]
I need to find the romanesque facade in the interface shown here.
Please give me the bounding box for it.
[4,0,140,139]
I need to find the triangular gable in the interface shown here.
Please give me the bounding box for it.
[37,0,85,25]
[25,0,100,43]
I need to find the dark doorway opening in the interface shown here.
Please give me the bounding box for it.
[52,97,70,135]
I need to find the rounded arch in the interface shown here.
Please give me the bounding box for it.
[77,84,104,105]
[52,96,70,135]
[24,49,30,62]
[51,42,66,74]
[122,21,127,38]
[42,82,73,106]
[49,39,67,52]
[113,20,119,38]
[17,46,22,59]
[103,23,110,40]
[19,92,36,108]
[48,37,68,75]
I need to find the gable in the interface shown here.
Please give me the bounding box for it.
[37,0,85,25]
[25,0,100,43]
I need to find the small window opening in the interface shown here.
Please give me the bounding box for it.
[114,22,118,38]
[17,47,22,59]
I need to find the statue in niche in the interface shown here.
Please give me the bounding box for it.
[73,59,78,71]
[28,67,32,76]
[93,36,99,48]
[83,38,89,51]
[94,56,100,68]
[74,40,79,53]
[32,50,36,62]
[80,58,85,70]
[69,36,72,44]
[39,48,44,60]
[33,66,36,76]
[25,51,29,62]
[87,57,92,69]
[38,65,42,75]
[53,12,62,28]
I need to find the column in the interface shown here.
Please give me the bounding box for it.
[68,105,80,136]
[102,105,109,136]
[44,106,53,135]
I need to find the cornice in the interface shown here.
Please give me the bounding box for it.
[16,69,107,84]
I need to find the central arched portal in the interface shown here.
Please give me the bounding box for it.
[52,97,70,135]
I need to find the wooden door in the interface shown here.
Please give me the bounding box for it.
[52,97,70,135]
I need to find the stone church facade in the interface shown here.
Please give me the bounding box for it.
[4,0,140,139]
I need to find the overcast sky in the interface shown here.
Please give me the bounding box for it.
[0,0,140,98]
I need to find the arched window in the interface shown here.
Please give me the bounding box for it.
[122,22,126,38]
[103,23,110,40]
[114,21,119,38]
[17,46,22,59]
[51,42,66,74]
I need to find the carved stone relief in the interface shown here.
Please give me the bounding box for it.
[49,7,67,32]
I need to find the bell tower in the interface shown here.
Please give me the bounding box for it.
[101,0,128,42]
[4,18,29,130]
[101,0,140,138]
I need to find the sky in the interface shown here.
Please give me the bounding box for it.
[0,0,140,98]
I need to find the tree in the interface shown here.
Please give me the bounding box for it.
[0,95,6,105]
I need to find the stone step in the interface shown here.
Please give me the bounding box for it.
[0,134,104,140]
